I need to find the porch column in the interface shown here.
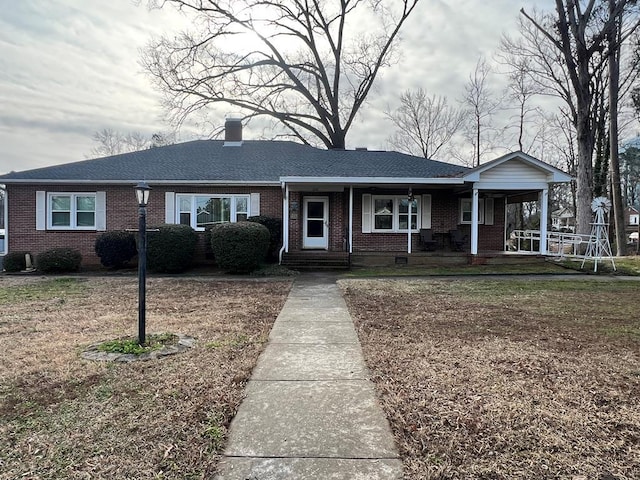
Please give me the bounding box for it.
[284,184,290,253]
[471,187,479,255]
[539,188,549,254]
[349,186,353,254]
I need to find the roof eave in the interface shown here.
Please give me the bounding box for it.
[279,176,465,185]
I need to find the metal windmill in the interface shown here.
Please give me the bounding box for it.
[581,197,616,272]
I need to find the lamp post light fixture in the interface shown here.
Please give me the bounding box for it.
[135,181,151,345]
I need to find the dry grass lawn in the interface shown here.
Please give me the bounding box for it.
[340,278,640,480]
[0,275,290,479]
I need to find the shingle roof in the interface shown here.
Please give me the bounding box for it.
[0,139,469,183]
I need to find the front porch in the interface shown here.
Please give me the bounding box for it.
[281,250,547,269]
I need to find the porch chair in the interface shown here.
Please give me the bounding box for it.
[419,228,438,251]
[449,229,468,252]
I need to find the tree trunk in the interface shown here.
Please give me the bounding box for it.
[608,0,627,256]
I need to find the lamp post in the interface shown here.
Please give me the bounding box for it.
[135,182,151,345]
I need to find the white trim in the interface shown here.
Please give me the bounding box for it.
[95,191,106,231]
[540,189,549,254]
[349,186,353,254]
[370,195,420,233]
[176,193,250,231]
[421,194,432,229]
[46,192,97,230]
[280,176,464,185]
[472,181,550,191]
[250,193,261,216]
[463,151,573,183]
[0,179,281,186]
[460,198,485,225]
[302,196,329,249]
[165,192,176,224]
[1,187,7,254]
[36,191,46,231]
[361,194,372,233]
[471,189,479,255]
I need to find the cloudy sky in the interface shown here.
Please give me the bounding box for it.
[0,0,554,174]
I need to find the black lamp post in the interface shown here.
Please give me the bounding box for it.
[135,181,151,345]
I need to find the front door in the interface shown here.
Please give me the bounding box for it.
[303,197,329,249]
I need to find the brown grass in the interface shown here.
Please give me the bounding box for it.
[0,275,290,479]
[340,278,640,480]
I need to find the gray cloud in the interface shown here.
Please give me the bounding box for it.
[0,0,556,174]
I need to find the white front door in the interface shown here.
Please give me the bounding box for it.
[303,197,329,249]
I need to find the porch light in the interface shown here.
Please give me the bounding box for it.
[135,181,151,207]
[134,181,151,345]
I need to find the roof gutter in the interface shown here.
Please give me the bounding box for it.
[279,176,465,185]
[0,179,282,186]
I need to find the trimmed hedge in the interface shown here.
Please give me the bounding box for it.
[210,222,270,273]
[36,248,82,273]
[147,224,198,273]
[247,216,282,262]
[3,251,30,272]
[95,230,137,269]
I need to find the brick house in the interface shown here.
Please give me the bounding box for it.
[0,120,571,267]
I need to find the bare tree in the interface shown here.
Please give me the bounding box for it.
[385,88,464,159]
[142,0,420,149]
[519,1,640,238]
[89,129,176,158]
[461,58,501,166]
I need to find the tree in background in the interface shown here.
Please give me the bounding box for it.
[142,0,420,149]
[461,58,502,167]
[620,146,640,207]
[89,129,176,158]
[505,1,640,252]
[385,88,464,159]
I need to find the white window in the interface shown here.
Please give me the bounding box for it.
[176,194,250,230]
[47,193,96,230]
[631,214,639,225]
[371,196,419,233]
[459,198,485,225]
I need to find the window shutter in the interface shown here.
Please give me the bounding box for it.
[421,194,432,229]
[484,198,494,226]
[95,191,106,231]
[165,192,175,224]
[361,194,372,233]
[36,191,46,231]
[250,193,260,216]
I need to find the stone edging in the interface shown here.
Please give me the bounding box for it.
[81,334,196,362]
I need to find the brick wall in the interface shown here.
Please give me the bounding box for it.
[6,184,282,265]
[287,191,347,251]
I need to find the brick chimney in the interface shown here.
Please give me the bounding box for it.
[224,117,243,146]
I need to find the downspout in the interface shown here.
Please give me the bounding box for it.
[278,181,289,264]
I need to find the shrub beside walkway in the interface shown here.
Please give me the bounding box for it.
[215,274,402,479]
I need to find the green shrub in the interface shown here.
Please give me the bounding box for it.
[36,248,82,273]
[247,216,282,262]
[147,224,198,273]
[3,251,31,272]
[211,222,270,273]
[95,230,137,269]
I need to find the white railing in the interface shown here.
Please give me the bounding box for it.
[509,230,591,258]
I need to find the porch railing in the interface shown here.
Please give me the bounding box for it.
[509,229,590,258]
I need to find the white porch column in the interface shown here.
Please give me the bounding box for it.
[471,188,479,255]
[284,184,290,253]
[349,186,353,254]
[407,198,412,254]
[539,188,549,254]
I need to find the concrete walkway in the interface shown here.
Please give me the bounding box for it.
[215,274,402,479]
